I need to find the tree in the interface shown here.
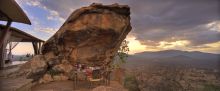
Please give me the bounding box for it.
[19,57,23,61]
[112,40,129,68]
[26,53,30,57]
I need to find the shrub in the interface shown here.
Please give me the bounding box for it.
[47,69,61,76]
[203,84,220,91]
[124,75,140,91]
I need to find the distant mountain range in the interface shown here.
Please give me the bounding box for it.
[126,50,220,69]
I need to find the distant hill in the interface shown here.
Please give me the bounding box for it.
[11,55,33,61]
[126,50,220,69]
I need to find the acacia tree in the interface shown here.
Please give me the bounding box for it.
[112,40,129,68]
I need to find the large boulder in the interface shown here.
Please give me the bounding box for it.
[20,3,131,82]
[19,55,48,80]
[42,3,131,66]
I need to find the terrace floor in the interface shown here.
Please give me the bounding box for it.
[0,62,33,91]
[31,81,125,91]
[0,61,126,91]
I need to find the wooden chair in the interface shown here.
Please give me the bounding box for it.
[70,71,78,90]
[87,69,112,88]
[87,69,104,88]
[103,70,111,85]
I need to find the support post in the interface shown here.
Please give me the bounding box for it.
[38,42,42,54]
[8,42,12,61]
[36,42,39,55]
[0,45,5,69]
[32,42,39,55]
[0,20,12,69]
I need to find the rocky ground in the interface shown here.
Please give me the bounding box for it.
[0,64,127,91]
[31,81,127,91]
[125,64,220,91]
[0,65,33,91]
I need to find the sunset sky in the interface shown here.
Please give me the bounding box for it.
[1,0,219,55]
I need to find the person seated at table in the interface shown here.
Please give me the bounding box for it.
[81,64,86,71]
[85,66,93,78]
[75,62,82,72]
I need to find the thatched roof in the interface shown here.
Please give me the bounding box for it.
[0,0,31,24]
[0,25,44,42]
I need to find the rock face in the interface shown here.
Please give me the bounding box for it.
[18,55,48,80]
[19,3,131,83]
[42,3,131,66]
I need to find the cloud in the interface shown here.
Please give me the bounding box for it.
[15,0,220,54]
[184,24,220,46]
[207,21,220,32]
[16,0,65,23]
[19,11,58,40]
[47,10,65,22]
[35,0,220,45]
[38,27,57,35]
[126,34,148,54]
[157,40,190,49]
[187,41,220,54]
[130,0,220,46]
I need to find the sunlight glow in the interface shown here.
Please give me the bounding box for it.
[126,36,147,54]
[157,40,190,49]
[192,41,220,54]
[12,43,34,55]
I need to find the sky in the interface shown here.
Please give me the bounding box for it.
[1,0,220,55]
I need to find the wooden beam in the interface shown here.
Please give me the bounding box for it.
[0,44,5,69]
[38,42,42,54]
[0,24,44,42]
[32,42,36,55]
[0,20,12,47]
[37,42,39,55]
[0,20,12,69]
[8,42,12,61]
[32,42,39,55]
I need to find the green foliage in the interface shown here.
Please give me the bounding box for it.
[124,75,140,91]
[26,53,31,57]
[19,57,23,61]
[112,40,129,69]
[203,84,220,91]
[47,69,61,76]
